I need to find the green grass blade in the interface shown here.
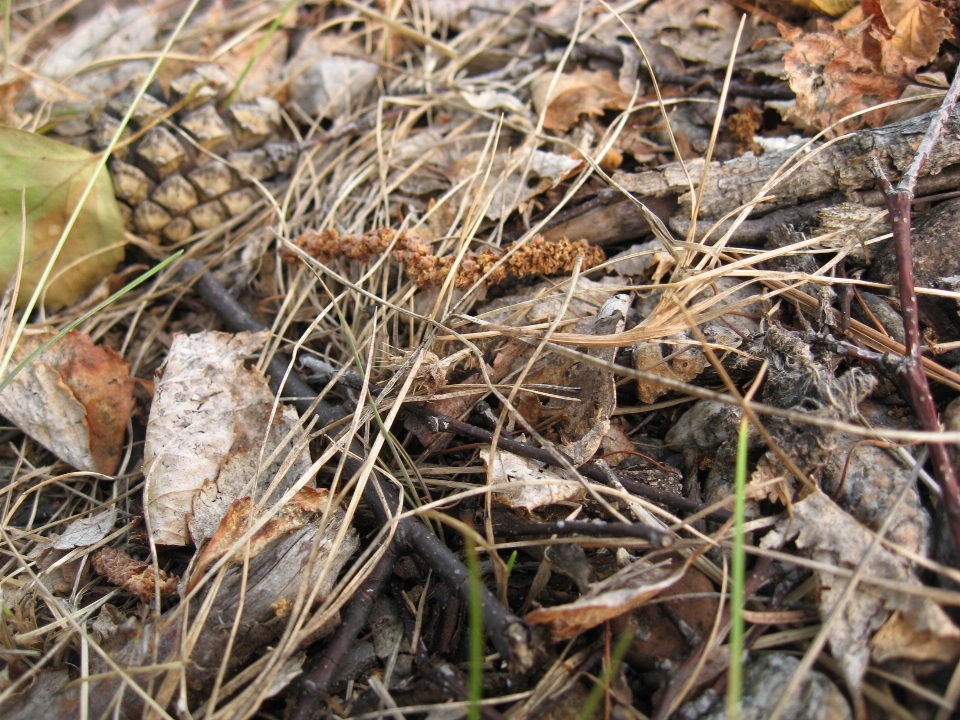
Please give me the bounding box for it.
[576,631,633,720]
[505,550,517,581]
[465,533,484,720]
[727,417,749,719]
[0,251,182,393]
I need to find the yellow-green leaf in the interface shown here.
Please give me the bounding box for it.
[0,127,125,309]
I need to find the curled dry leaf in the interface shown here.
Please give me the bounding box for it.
[92,546,179,602]
[143,330,312,546]
[761,493,960,694]
[516,295,629,464]
[526,556,689,639]
[189,487,332,591]
[862,0,953,70]
[0,128,126,309]
[781,20,910,133]
[0,330,135,474]
[482,447,584,513]
[530,69,630,133]
[448,147,582,220]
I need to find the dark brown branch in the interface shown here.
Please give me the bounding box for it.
[493,519,670,544]
[287,542,399,720]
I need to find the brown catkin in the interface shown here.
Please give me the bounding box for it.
[92,546,179,602]
[285,229,605,288]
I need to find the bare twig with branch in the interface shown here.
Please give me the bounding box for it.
[867,68,960,556]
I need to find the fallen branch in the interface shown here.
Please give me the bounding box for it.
[411,408,731,524]
[543,107,960,247]
[286,541,399,720]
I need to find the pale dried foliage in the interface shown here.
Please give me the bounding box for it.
[0,1,959,719]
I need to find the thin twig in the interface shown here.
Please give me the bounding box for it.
[867,66,960,555]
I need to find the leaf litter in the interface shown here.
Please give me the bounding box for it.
[2,1,960,719]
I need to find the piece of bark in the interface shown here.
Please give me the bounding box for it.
[612,105,960,222]
[538,106,960,250]
[0,513,357,719]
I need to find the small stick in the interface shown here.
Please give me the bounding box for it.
[867,68,960,555]
[287,542,399,719]
[493,519,671,544]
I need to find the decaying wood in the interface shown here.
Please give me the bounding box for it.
[544,106,960,248]
[2,513,356,719]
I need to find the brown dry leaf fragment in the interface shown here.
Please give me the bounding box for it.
[531,69,630,133]
[613,561,718,670]
[634,338,706,404]
[92,546,178,602]
[628,0,758,69]
[526,556,689,640]
[482,448,584,512]
[872,0,953,70]
[448,148,582,220]
[0,331,135,474]
[761,492,960,694]
[513,296,627,463]
[781,20,910,133]
[142,330,312,546]
[789,0,855,16]
[871,608,960,663]
[52,507,117,550]
[189,488,331,591]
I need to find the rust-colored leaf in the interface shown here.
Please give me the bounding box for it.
[0,331,135,474]
[526,557,688,640]
[188,488,330,592]
[878,0,953,70]
[782,20,910,133]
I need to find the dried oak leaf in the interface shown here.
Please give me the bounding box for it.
[863,0,953,70]
[531,69,630,133]
[782,19,911,133]
[188,488,331,591]
[0,330,134,474]
[526,556,689,639]
[516,295,629,464]
[482,448,584,513]
[92,546,178,602]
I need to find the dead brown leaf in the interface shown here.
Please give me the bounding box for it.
[188,487,331,592]
[526,557,689,640]
[762,492,960,694]
[143,330,312,547]
[0,330,135,474]
[483,447,584,512]
[863,0,953,70]
[782,19,910,133]
[530,69,630,133]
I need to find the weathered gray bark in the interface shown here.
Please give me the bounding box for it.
[544,108,960,246]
